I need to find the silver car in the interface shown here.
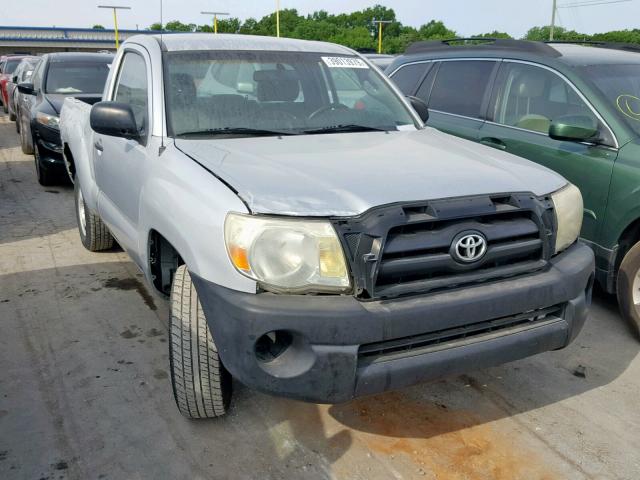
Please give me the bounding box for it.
[60,33,594,419]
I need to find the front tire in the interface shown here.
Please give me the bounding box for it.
[34,143,55,186]
[169,265,232,419]
[617,240,640,339]
[74,181,114,251]
[19,120,33,154]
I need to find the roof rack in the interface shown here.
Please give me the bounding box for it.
[546,40,640,53]
[405,38,561,57]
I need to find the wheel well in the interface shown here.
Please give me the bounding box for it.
[149,230,184,296]
[62,143,76,180]
[616,218,640,271]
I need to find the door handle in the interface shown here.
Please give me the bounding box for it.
[480,137,507,150]
[94,140,103,152]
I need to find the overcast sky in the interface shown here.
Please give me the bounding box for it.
[3,0,639,38]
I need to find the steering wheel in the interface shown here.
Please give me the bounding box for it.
[308,103,349,121]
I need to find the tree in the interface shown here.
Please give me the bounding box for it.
[473,31,512,39]
[418,20,456,40]
[92,24,105,30]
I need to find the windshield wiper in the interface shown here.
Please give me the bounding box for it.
[176,127,299,138]
[303,124,393,134]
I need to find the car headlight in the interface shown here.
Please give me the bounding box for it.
[551,183,583,254]
[224,213,351,293]
[36,111,59,129]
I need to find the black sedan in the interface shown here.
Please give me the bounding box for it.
[18,52,113,186]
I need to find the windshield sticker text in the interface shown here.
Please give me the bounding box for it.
[321,57,369,69]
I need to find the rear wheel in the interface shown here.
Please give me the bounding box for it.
[74,181,114,251]
[169,265,232,419]
[617,240,640,339]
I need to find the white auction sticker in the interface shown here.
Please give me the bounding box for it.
[321,56,370,69]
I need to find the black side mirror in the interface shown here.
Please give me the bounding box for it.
[17,82,35,95]
[12,75,18,83]
[90,101,139,140]
[407,95,429,123]
[549,115,599,143]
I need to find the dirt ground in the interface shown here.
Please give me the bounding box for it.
[0,112,639,480]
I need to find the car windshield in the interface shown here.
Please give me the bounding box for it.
[45,60,111,94]
[164,50,417,137]
[580,63,640,136]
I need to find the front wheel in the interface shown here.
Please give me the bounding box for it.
[74,181,114,251]
[169,265,232,419]
[19,120,33,154]
[617,240,640,339]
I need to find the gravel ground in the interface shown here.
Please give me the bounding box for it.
[0,112,638,480]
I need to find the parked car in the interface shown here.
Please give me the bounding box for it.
[386,39,640,338]
[362,53,396,70]
[6,56,39,123]
[61,33,593,419]
[0,55,29,113]
[17,52,113,185]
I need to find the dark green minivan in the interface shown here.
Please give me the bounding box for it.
[387,39,640,337]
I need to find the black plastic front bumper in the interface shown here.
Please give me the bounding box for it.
[192,242,594,404]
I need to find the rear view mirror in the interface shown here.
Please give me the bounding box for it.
[17,82,35,95]
[549,115,599,142]
[90,101,139,140]
[407,95,429,123]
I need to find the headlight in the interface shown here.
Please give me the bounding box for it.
[551,183,583,254]
[36,111,59,130]
[224,213,351,294]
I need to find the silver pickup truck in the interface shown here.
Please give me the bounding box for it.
[60,33,594,419]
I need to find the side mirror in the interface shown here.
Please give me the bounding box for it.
[549,115,599,143]
[90,101,139,140]
[17,82,35,95]
[407,95,429,123]
[12,75,18,83]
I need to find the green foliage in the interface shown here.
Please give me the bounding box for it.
[92,24,105,30]
[146,6,640,54]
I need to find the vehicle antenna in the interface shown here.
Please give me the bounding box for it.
[159,0,166,155]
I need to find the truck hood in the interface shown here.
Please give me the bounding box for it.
[175,128,567,216]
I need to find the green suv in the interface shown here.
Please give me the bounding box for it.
[387,39,640,337]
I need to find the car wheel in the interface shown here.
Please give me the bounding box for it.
[9,111,16,121]
[15,115,20,133]
[19,121,33,154]
[74,180,114,252]
[617,240,640,339]
[169,265,232,419]
[34,143,55,186]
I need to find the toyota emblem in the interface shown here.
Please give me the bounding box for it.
[452,232,487,263]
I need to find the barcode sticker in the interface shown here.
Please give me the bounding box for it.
[321,56,369,69]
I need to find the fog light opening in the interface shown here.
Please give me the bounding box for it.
[255,330,293,363]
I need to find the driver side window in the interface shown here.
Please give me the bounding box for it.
[490,62,597,135]
[114,52,149,141]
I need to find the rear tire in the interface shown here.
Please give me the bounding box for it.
[616,240,640,340]
[20,121,33,154]
[169,265,232,419]
[74,180,114,251]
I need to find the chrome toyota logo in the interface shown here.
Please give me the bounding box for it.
[452,232,487,263]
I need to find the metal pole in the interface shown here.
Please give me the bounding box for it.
[550,0,557,41]
[214,14,218,34]
[276,0,280,37]
[378,22,383,53]
[113,8,120,49]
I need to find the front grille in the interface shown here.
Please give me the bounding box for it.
[332,193,555,299]
[358,304,565,365]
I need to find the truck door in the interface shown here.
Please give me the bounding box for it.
[478,60,618,242]
[94,47,152,265]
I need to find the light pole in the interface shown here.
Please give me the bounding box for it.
[201,11,229,34]
[276,0,280,37]
[551,0,633,41]
[372,19,392,54]
[550,0,557,41]
[98,5,131,49]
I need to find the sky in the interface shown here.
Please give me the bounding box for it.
[2,0,640,38]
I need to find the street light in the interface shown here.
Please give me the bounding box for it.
[276,0,280,37]
[98,5,131,49]
[201,11,229,34]
[372,19,392,54]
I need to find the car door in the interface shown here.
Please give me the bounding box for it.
[94,47,152,264]
[479,60,618,242]
[413,59,499,141]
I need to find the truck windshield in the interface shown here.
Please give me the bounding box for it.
[580,63,640,136]
[164,50,417,137]
[45,60,112,94]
